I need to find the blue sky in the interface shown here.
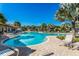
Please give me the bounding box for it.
[0,3,63,26]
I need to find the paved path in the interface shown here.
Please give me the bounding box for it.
[29,36,79,56]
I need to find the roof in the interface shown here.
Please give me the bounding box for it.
[12,26,20,29]
[0,23,21,29]
[0,23,14,28]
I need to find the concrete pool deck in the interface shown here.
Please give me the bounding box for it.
[29,36,79,56]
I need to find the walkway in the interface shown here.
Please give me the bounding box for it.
[29,36,79,56]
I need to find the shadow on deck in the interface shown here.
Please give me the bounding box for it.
[17,47,36,56]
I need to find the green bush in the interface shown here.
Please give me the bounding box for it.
[73,38,79,42]
[57,36,65,40]
[57,36,79,42]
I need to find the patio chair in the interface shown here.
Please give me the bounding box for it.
[0,47,19,56]
[71,42,79,50]
[43,52,54,56]
[60,34,73,47]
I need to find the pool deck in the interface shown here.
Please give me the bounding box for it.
[29,36,79,56]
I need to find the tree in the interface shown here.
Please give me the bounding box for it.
[56,3,79,38]
[14,21,21,27]
[30,25,37,31]
[0,13,7,24]
[61,23,72,32]
[21,26,28,31]
[47,24,55,32]
[40,23,47,32]
[54,26,61,32]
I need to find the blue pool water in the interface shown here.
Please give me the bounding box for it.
[3,32,65,47]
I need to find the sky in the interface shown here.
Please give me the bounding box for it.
[0,3,64,26]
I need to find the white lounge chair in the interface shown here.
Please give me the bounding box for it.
[0,48,19,56]
[60,34,73,47]
[43,52,54,56]
[59,34,79,50]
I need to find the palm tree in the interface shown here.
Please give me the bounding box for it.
[61,23,72,32]
[0,13,7,24]
[56,3,79,38]
[13,21,21,27]
[54,26,61,32]
[40,23,47,32]
[21,26,28,31]
[26,25,31,31]
[47,24,55,32]
[30,25,36,31]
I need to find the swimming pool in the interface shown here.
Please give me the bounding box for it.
[3,32,65,47]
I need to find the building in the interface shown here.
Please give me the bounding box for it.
[0,24,15,33]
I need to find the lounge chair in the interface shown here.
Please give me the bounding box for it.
[59,34,79,50]
[0,47,19,56]
[60,34,73,47]
[43,52,54,56]
[71,42,79,50]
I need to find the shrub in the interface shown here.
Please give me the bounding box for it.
[73,38,79,42]
[57,36,65,40]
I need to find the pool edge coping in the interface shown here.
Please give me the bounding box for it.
[1,35,56,48]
